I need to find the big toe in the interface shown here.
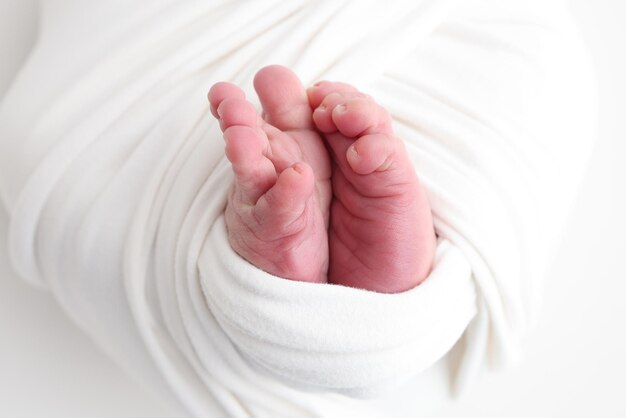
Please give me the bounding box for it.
[253,65,314,131]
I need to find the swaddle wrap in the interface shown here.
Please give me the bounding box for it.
[0,0,596,417]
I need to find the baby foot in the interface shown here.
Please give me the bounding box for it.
[308,82,437,293]
[208,66,332,283]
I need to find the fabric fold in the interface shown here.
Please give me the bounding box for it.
[0,0,596,416]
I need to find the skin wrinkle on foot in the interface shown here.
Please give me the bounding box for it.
[208,65,436,293]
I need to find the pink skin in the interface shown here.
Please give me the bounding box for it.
[307,82,436,292]
[208,66,436,293]
[208,66,331,284]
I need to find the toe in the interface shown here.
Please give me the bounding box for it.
[331,97,392,138]
[254,65,313,131]
[216,97,260,131]
[311,92,343,134]
[346,133,403,175]
[311,91,363,134]
[253,162,315,236]
[307,81,359,108]
[311,90,387,137]
[224,125,276,205]
[208,82,246,119]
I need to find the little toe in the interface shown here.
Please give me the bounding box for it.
[208,82,246,119]
[254,65,313,131]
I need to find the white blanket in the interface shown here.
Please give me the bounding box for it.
[0,0,596,416]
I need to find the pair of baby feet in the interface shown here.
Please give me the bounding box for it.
[208,66,435,293]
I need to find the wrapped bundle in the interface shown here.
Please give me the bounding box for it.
[0,0,596,416]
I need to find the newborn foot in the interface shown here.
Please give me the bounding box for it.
[308,82,436,293]
[208,66,331,283]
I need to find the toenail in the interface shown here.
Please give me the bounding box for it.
[292,163,304,174]
[335,104,347,113]
[348,145,359,159]
[317,104,326,112]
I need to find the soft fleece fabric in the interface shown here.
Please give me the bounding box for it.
[0,0,596,416]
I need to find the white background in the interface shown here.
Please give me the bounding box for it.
[1,0,624,417]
